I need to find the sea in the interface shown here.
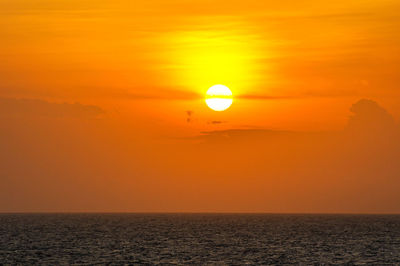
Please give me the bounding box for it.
[1,214,400,264]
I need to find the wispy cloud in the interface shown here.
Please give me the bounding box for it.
[236,89,360,100]
[0,97,104,118]
[208,120,226,125]
[237,94,297,100]
[112,90,202,100]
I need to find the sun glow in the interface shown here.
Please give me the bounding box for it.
[205,85,233,111]
[163,28,263,98]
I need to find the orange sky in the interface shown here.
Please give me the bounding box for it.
[1,0,400,213]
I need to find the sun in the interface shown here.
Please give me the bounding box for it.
[205,85,233,111]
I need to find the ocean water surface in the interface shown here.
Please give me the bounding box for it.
[1,214,400,264]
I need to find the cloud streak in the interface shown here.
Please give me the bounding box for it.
[112,90,202,100]
[112,90,360,101]
[0,97,104,118]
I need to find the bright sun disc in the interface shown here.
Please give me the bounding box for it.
[205,85,233,111]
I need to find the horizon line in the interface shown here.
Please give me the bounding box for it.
[1,211,400,215]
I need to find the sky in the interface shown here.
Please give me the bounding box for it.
[1,0,400,213]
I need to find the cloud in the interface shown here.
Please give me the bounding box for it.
[346,99,397,136]
[236,89,360,100]
[112,88,358,102]
[237,94,297,100]
[208,120,226,125]
[113,90,202,100]
[0,97,104,118]
[197,129,302,143]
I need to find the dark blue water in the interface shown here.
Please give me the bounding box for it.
[1,214,400,264]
